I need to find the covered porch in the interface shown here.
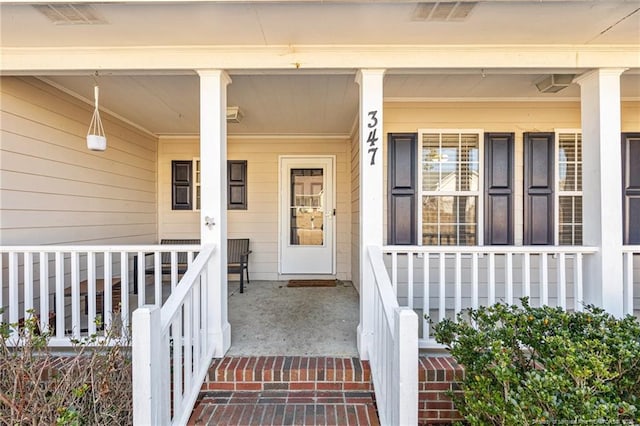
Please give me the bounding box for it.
[2,1,640,424]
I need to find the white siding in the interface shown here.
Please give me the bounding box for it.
[351,130,360,292]
[158,136,352,281]
[0,77,158,245]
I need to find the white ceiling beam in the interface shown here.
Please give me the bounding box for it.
[2,45,639,73]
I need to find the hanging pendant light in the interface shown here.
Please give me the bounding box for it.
[87,84,107,151]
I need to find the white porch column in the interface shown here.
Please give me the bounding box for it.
[575,68,626,317]
[356,69,385,360]
[198,69,231,355]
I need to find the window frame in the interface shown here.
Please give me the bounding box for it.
[417,129,485,246]
[554,129,583,246]
[193,157,201,211]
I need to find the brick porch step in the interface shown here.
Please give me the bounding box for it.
[189,356,379,426]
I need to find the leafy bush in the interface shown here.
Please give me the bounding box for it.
[0,312,132,425]
[433,299,640,425]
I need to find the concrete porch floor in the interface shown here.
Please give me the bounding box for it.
[226,280,359,357]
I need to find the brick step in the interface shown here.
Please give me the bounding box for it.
[190,356,378,425]
[190,390,379,425]
[202,356,373,392]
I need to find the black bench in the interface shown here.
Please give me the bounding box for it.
[133,238,251,293]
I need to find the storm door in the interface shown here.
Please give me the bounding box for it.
[279,156,335,274]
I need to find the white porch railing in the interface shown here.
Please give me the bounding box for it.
[382,245,598,348]
[132,244,217,425]
[0,244,199,345]
[623,246,640,317]
[368,245,418,426]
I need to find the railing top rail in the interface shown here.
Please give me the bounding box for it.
[622,245,640,253]
[368,245,400,331]
[383,245,599,254]
[158,244,215,335]
[0,244,201,253]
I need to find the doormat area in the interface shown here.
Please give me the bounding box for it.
[286,279,337,287]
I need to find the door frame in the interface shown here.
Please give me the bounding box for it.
[278,155,337,275]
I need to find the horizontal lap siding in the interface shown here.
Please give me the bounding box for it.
[0,77,158,245]
[0,76,158,317]
[383,101,640,246]
[351,131,360,292]
[158,136,352,281]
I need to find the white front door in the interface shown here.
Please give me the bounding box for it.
[280,156,335,274]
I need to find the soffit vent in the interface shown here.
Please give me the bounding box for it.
[411,2,477,22]
[33,4,107,25]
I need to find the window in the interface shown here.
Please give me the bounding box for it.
[419,131,481,245]
[194,158,201,210]
[556,131,582,245]
[171,159,247,211]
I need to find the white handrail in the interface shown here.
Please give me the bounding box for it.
[132,244,216,426]
[368,245,418,426]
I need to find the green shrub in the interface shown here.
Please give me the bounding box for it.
[433,299,640,425]
[0,312,132,425]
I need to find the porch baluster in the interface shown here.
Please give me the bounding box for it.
[407,252,414,309]
[574,253,584,312]
[505,252,513,305]
[39,252,49,332]
[9,252,19,325]
[55,252,65,339]
[540,253,549,305]
[422,253,430,340]
[87,251,97,336]
[558,253,567,309]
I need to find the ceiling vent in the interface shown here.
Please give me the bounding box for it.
[33,4,107,25]
[411,2,477,22]
[535,74,576,94]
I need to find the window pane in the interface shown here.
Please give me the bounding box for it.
[423,163,441,191]
[576,163,582,191]
[558,132,582,192]
[290,168,324,246]
[421,195,477,245]
[460,225,477,246]
[559,225,574,245]
[422,133,479,192]
[558,195,583,245]
[422,196,439,224]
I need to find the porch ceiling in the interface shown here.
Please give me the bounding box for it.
[1,1,639,47]
[2,1,639,136]
[38,71,640,136]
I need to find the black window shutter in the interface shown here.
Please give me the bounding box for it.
[622,133,640,244]
[172,160,192,210]
[524,133,555,245]
[484,133,514,245]
[387,133,417,245]
[227,160,247,210]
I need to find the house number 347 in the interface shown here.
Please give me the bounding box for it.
[367,110,379,166]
